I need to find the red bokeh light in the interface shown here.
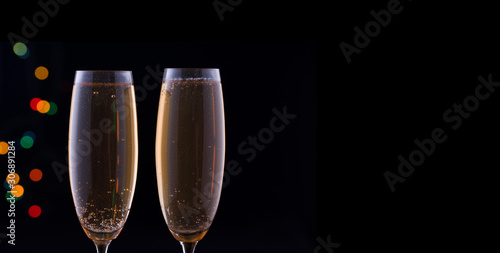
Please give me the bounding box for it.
[28,205,42,218]
[30,98,41,111]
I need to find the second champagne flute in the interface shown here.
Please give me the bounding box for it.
[155,68,225,253]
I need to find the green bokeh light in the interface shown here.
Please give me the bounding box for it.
[47,102,58,115]
[20,136,34,149]
[5,191,22,203]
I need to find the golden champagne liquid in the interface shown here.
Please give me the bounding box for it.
[156,80,225,243]
[69,83,138,241]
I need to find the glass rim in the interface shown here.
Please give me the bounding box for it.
[74,70,134,85]
[164,68,219,70]
[163,68,221,82]
[75,70,132,73]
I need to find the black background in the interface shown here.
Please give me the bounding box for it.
[1,0,499,252]
[0,1,317,253]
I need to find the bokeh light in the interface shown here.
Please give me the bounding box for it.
[47,102,58,115]
[6,173,20,185]
[30,97,41,111]
[36,100,50,114]
[0,141,8,155]
[30,169,43,182]
[3,180,12,190]
[11,185,24,198]
[29,205,42,218]
[5,191,22,202]
[31,98,56,115]
[23,131,36,140]
[20,136,34,149]
[13,42,29,58]
[35,66,49,80]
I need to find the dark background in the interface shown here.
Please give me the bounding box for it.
[1,0,500,252]
[0,1,318,253]
[0,41,317,253]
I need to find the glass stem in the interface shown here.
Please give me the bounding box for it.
[93,240,111,253]
[180,241,198,253]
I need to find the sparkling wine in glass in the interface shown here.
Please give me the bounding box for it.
[155,68,225,253]
[69,71,138,253]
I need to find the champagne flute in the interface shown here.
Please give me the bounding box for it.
[155,68,225,253]
[69,71,138,253]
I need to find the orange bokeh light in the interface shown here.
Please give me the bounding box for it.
[36,100,50,113]
[35,66,49,80]
[11,184,24,198]
[6,173,19,185]
[0,141,8,155]
[30,169,43,182]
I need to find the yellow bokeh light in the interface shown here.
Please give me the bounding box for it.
[13,42,28,56]
[36,100,50,113]
[6,173,19,185]
[35,66,49,80]
[11,184,24,198]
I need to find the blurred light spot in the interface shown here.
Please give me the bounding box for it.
[13,42,28,57]
[23,131,36,140]
[35,66,49,80]
[47,102,58,115]
[5,191,22,202]
[6,173,19,185]
[19,50,30,59]
[0,141,8,155]
[36,100,50,113]
[20,136,34,149]
[29,205,42,218]
[11,185,24,198]
[30,98,41,111]
[30,169,43,182]
[3,180,11,190]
